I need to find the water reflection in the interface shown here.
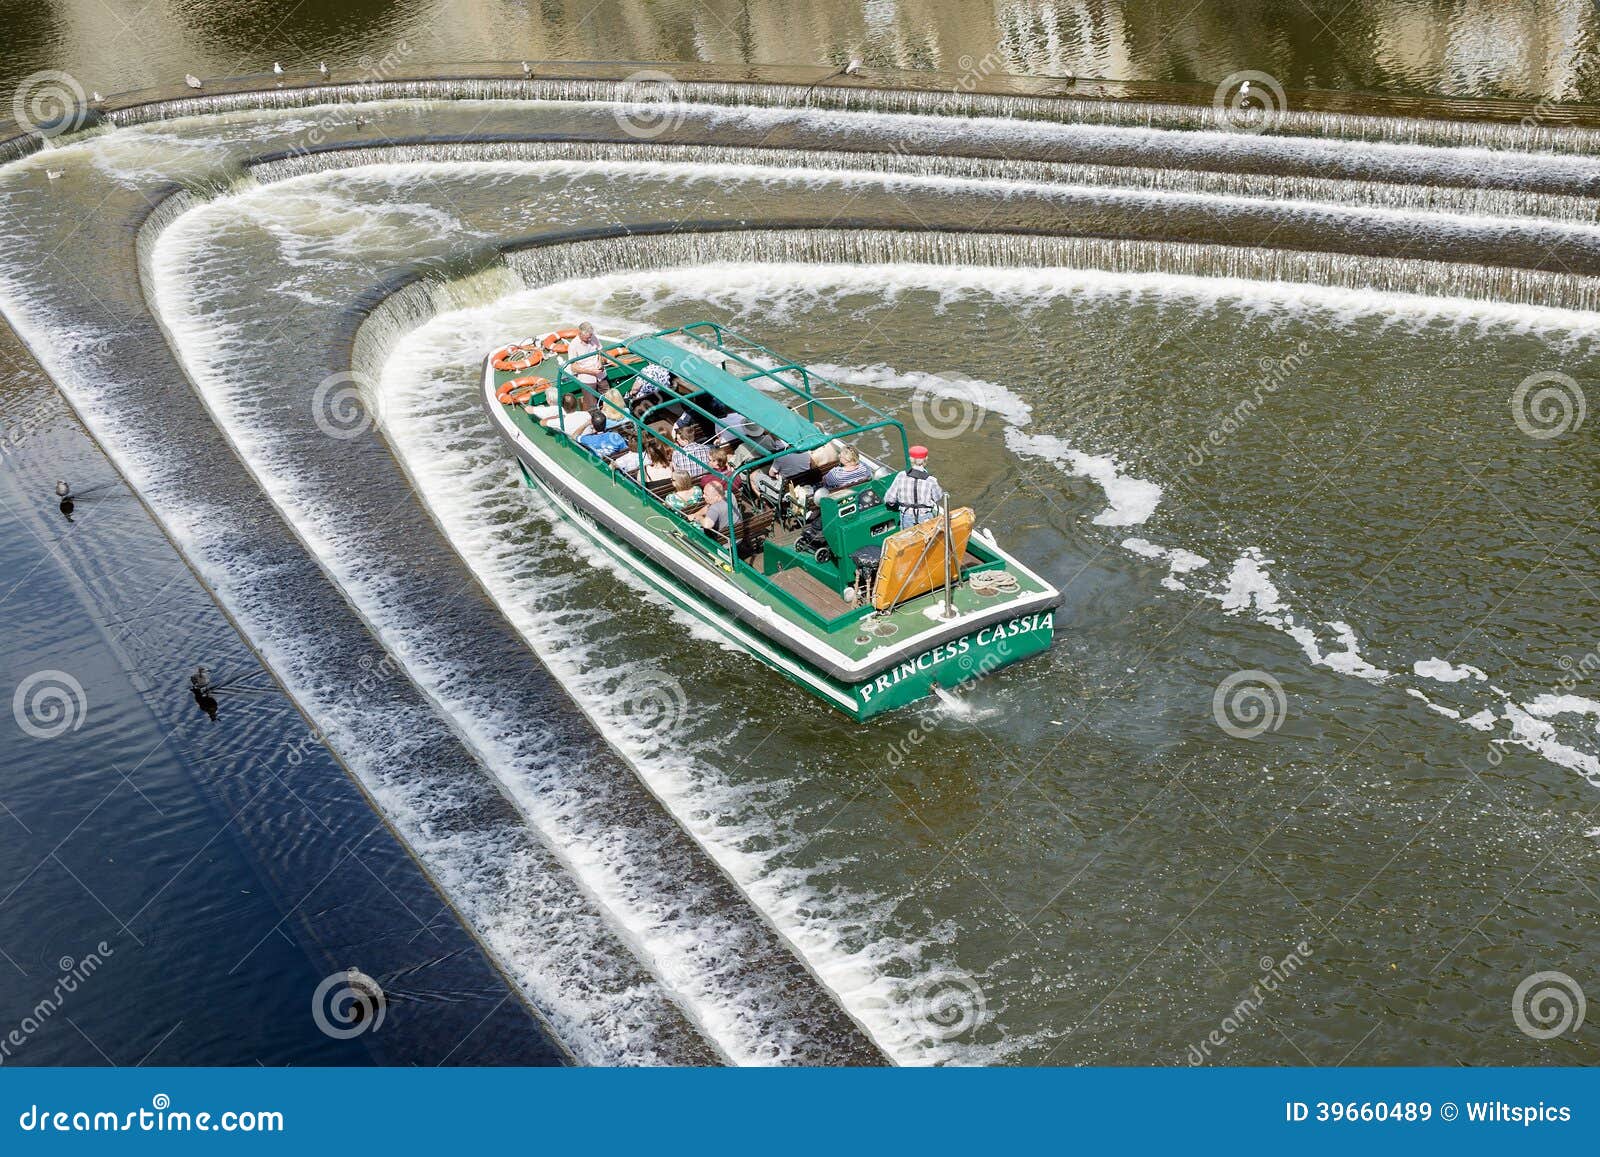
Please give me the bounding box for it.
[2,0,1596,104]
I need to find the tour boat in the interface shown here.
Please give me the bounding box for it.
[481,321,1059,720]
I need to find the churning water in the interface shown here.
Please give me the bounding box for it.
[3,74,1599,1065]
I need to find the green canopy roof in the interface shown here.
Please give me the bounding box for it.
[624,335,823,449]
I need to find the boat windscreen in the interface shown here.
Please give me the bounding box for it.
[624,335,822,449]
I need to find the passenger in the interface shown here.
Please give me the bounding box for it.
[578,426,628,460]
[884,444,944,528]
[598,382,629,426]
[715,413,757,445]
[726,423,776,471]
[699,479,741,536]
[671,419,717,476]
[627,363,671,411]
[542,391,594,438]
[695,445,732,490]
[822,445,872,492]
[639,437,675,483]
[665,470,703,513]
[564,321,604,384]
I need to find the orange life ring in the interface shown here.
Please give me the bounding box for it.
[493,344,541,372]
[604,346,644,365]
[540,334,571,354]
[497,376,547,405]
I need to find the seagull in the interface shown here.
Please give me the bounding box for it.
[55,480,71,498]
[91,90,103,102]
[273,62,283,75]
[804,56,863,99]
[1240,80,1252,97]
[45,169,63,180]
[521,61,532,76]
[318,61,329,76]
[185,74,202,89]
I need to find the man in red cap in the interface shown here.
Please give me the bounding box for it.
[884,444,945,529]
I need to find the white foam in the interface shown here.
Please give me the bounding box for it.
[1406,688,1462,719]
[148,202,888,1066]
[1524,694,1600,721]
[1413,658,1486,683]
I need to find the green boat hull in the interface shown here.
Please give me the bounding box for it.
[515,462,1053,720]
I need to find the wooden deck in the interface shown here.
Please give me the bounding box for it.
[769,565,857,620]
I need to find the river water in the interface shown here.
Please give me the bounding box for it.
[2,3,1598,1066]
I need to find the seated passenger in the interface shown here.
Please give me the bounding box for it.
[671,419,717,477]
[620,435,664,479]
[665,470,703,513]
[695,445,732,490]
[598,384,629,426]
[627,363,672,411]
[715,413,757,446]
[699,479,741,536]
[639,437,675,483]
[821,445,873,492]
[578,427,628,459]
[542,391,594,438]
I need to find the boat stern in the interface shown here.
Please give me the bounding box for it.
[848,605,1056,719]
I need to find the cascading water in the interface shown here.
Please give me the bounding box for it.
[3,76,1598,1065]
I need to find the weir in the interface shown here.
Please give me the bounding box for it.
[4,69,1599,1067]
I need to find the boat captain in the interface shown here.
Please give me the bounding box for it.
[884,444,944,529]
